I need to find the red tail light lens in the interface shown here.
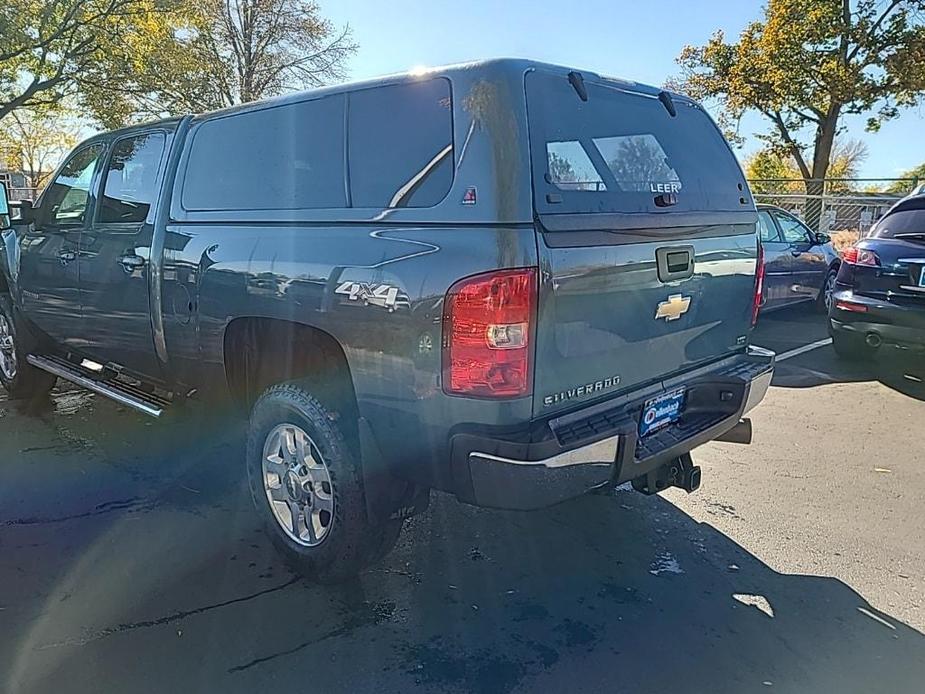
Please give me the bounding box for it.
[752,242,765,326]
[835,300,868,313]
[842,246,880,266]
[443,268,537,398]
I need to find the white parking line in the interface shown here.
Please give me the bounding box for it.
[754,337,833,362]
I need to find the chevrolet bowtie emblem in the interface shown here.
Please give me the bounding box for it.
[655,294,691,321]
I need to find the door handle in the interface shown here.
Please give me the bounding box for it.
[790,250,802,257]
[119,254,146,272]
[58,251,76,264]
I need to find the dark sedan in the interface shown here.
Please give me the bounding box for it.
[757,204,841,314]
[829,194,925,359]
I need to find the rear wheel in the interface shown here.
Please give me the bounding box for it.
[831,331,873,361]
[0,294,55,400]
[246,381,402,583]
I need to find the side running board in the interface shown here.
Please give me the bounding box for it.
[26,354,166,418]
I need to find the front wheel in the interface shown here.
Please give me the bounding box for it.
[246,381,402,583]
[0,294,56,400]
[818,266,839,314]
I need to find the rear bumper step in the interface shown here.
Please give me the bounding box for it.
[451,346,774,510]
[26,354,168,417]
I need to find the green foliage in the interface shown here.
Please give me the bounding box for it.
[746,138,868,192]
[744,150,799,193]
[675,0,925,184]
[0,0,141,122]
[81,0,357,127]
[0,107,81,187]
[0,0,356,129]
[887,162,925,192]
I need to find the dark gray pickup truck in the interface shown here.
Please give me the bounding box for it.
[0,59,774,582]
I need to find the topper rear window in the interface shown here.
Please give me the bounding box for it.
[527,71,748,215]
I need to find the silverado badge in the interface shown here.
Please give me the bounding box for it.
[655,294,691,322]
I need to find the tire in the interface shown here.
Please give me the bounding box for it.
[0,294,55,400]
[246,381,402,583]
[818,266,838,314]
[831,331,872,361]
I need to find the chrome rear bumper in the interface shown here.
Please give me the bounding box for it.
[454,346,775,510]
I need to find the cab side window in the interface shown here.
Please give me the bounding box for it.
[42,144,105,226]
[757,210,781,243]
[98,132,166,224]
[775,211,811,243]
[182,95,346,211]
[348,78,454,208]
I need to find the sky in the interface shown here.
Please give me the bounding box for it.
[320,0,924,182]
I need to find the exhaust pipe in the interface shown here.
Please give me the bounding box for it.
[865,332,882,348]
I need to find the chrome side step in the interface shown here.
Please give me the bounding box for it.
[27,354,164,418]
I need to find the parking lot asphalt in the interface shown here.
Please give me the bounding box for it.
[2,304,924,694]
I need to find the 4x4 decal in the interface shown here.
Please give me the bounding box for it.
[334,281,409,312]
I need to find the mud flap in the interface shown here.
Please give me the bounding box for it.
[358,417,429,523]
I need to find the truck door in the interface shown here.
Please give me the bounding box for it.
[18,143,106,351]
[78,130,168,377]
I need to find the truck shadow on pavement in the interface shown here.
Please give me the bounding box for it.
[756,305,925,401]
[771,348,925,401]
[2,400,924,694]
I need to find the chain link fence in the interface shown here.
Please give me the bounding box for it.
[750,178,920,250]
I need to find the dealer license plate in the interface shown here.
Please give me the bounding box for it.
[639,387,687,438]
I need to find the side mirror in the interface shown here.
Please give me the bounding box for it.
[815,232,831,245]
[17,198,36,224]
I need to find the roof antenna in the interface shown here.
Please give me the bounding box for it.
[568,71,588,102]
[658,91,677,117]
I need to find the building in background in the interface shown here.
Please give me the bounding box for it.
[0,149,40,201]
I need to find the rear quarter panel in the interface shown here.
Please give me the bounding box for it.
[161,222,538,490]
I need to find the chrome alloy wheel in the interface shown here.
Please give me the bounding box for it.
[262,423,335,547]
[824,271,837,312]
[0,313,17,381]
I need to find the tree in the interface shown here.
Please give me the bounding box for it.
[0,108,81,188]
[82,0,357,126]
[887,162,925,192]
[745,138,869,193]
[673,0,925,226]
[0,0,140,123]
[605,136,679,192]
[548,152,577,184]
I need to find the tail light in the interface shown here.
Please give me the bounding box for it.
[752,242,765,326]
[842,246,880,266]
[835,299,868,313]
[442,268,537,398]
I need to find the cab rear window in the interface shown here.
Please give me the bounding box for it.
[527,71,747,215]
